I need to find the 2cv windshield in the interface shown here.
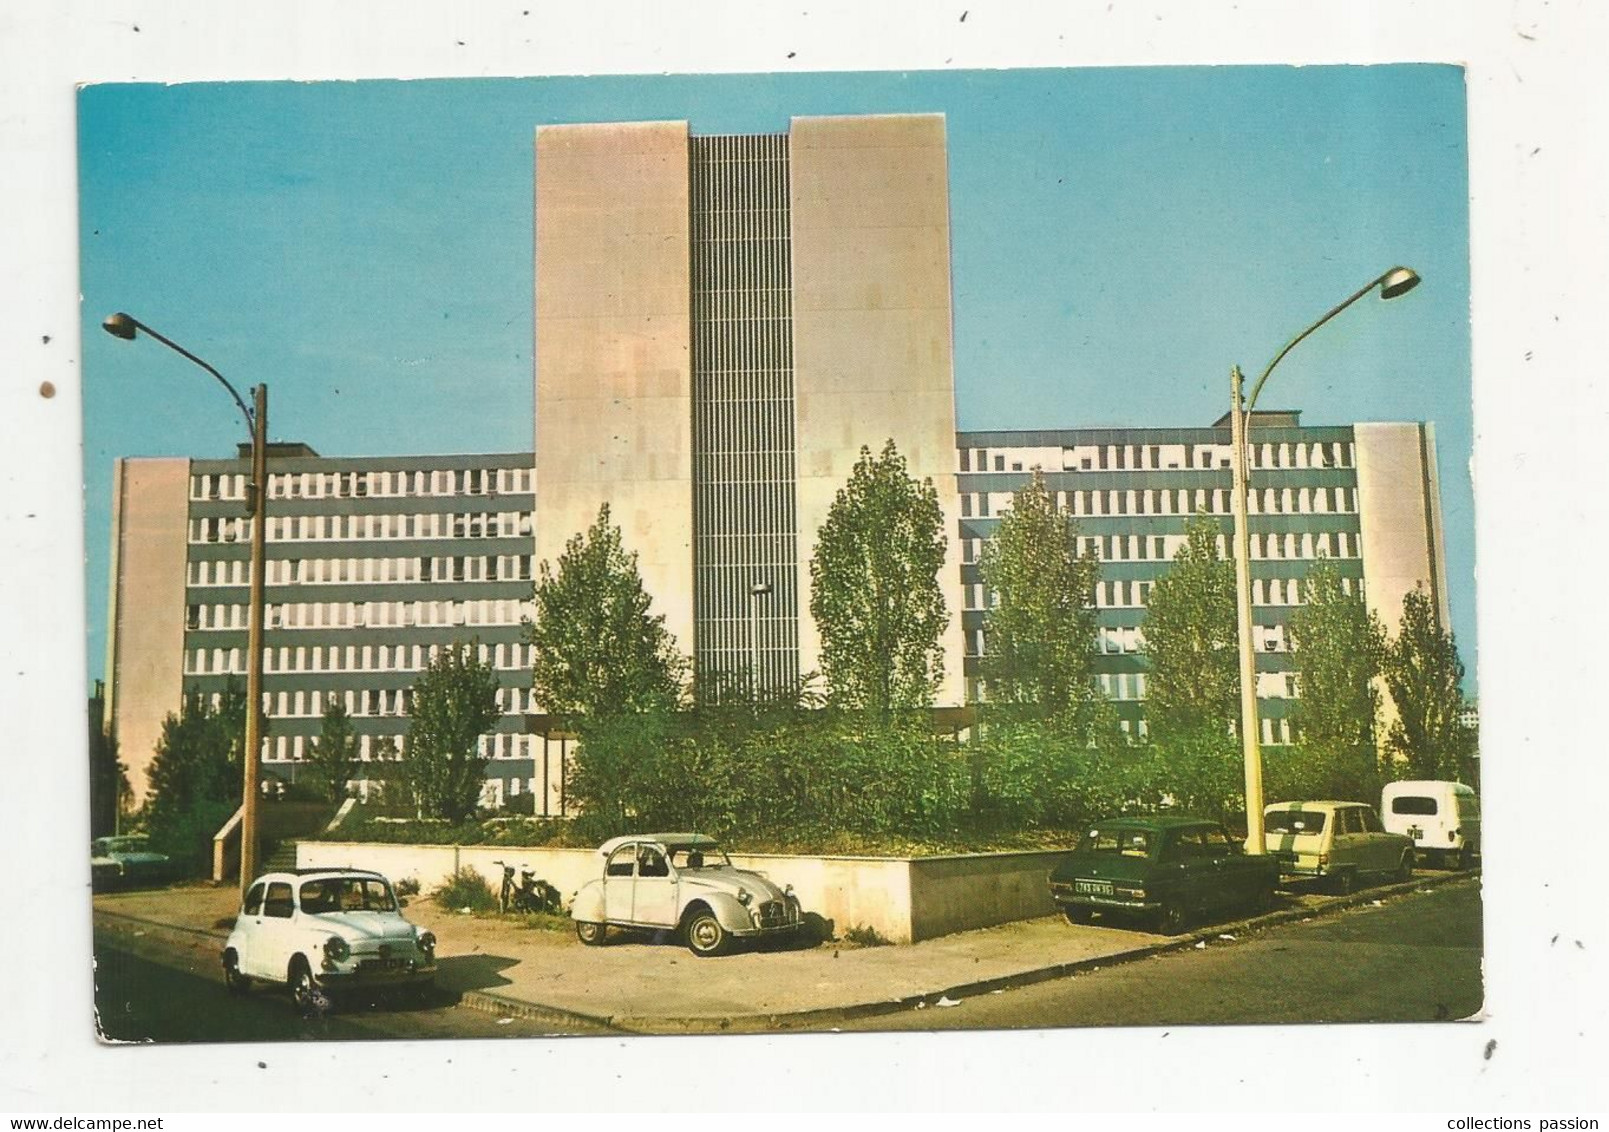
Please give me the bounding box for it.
[668,845,731,870]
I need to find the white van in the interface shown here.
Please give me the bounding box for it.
[1380,781,1480,869]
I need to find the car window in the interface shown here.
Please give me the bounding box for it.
[243,881,266,917]
[606,847,636,877]
[308,877,396,913]
[264,881,294,919]
[1165,830,1207,861]
[1341,808,1366,834]
[637,848,669,878]
[669,845,726,870]
[1081,828,1154,857]
[1390,795,1438,816]
[1198,826,1233,855]
[1361,808,1385,833]
[1266,810,1326,834]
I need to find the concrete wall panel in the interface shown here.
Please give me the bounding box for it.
[789,113,966,706]
[107,458,192,805]
[534,121,695,669]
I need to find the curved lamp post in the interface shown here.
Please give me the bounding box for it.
[748,580,773,702]
[1231,266,1420,853]
[103,312,269,898]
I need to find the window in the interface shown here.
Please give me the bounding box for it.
[243,882,266,917]
[1390,795,1438,816]
[263,882,294,919]
[993,455,1004,471]
[605,848,636,878]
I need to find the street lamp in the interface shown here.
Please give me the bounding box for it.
[1230,266,1420,854]
[748,580,773,702]
[103,312,269,898]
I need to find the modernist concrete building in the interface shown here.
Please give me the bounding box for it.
[956,412,1449,743]
[534,114,967,705]
[104,447,564,811]
[101,111,1455,812]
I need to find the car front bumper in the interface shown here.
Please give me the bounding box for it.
[317,956,437,989]
[1049,884,1156,912]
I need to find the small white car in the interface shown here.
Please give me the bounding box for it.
[1264,801,1415,893]
[570,833,803,957]
[222,869,437,1011]
[1382,780,1480,869]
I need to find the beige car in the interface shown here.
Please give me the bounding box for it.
[1264,801,1415,893]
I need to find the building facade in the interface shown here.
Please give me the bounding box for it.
[104,447,566,811]
[956,414,1449,743]
[534,114,967,705]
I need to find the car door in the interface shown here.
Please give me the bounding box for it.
[1162,828,1214,914]
[631,845,678,928]
[236,881,267,975]
[602,844,637,925]
[1198,824,1247,907]
[1359,806,1395,872]
[248,880,298,980]
[1333,806,1367,873]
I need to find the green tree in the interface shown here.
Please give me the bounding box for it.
[143,683,251,873]
[1284,558,1388,799]
[89,722,129,839]
[1383,585,1473,781]
[397,641,501,819]
[1140,515,1238,741]
[808,440,949,718]
[303,694,359,804]
[977,469,1102,721]
[525,503,686,721]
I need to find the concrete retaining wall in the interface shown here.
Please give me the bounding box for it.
[297,841,1069,944]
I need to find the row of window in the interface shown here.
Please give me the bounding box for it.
[961,484,1358,521]
[184,640,537,677]
[258,729,550,764]
[185,598,532,632]
[190,509,535,545]
[191,467,533,504]
[960,530,1360,567]
[188,554,535,588]
[959,441,1356,475]
[233,684,540,721]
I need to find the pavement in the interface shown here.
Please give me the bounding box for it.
[91,869,1479,1034]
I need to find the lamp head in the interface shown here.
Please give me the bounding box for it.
[102,312,139,340]
[1378,267,1421,300]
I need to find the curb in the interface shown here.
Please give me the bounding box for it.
[94,870,1478,1033]
[456,989,626,1032]
[590,869,1481,1033]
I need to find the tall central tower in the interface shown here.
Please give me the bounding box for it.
[535,114,965,706]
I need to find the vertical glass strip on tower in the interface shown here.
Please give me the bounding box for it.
[689,133,800,700]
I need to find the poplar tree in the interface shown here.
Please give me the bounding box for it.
[978,469,1102,721]
[809,440,949,719]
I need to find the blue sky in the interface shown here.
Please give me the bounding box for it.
[78,64,1473,684]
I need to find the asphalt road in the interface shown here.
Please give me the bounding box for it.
[92,926,612,1043]
[834,878,1484,1032]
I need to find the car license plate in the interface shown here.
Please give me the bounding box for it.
[1075,880,1113,896]
[364,958,406,972]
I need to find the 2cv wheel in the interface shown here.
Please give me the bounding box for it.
[575,921,608,947]
[684,910,731,958]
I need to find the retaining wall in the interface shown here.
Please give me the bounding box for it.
[296,840,1069,944]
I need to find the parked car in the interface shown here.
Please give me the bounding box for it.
[221,869,436,1011]
[1047,816,1281,935]
[1381,780,1480,869]
[1264,801,1415,892]
[90,834,171,890]
[570,833,803,957]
